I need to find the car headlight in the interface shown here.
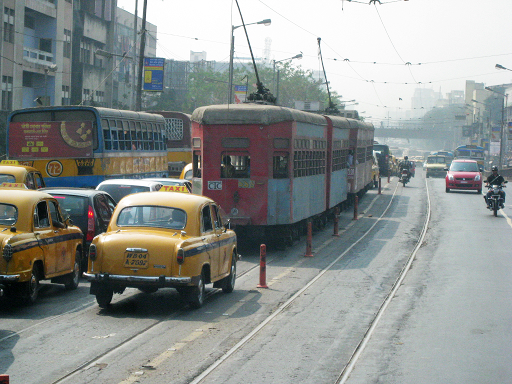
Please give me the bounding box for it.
[448,174,454,181]
[2,244,13,262]
[475,174,481,181]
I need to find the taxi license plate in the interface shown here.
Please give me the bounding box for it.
[124,251,149,268]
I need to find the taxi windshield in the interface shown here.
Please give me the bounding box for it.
[0,174,16,184]
[0,203,18,226]
[427,156,446,164]
[117,206,187,229]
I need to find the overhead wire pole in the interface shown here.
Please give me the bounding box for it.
[234,0,275,103]
[136,0,148,111]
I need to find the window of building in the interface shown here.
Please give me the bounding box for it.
[95,91,104,106]
[82,88,91,104]
[1,76,12,111]
[24,14,35,30]
[39,38,52,53]
[63,29,71,58]
[80,40,92,64]
[61,85,70,106]
[3,7,14,44]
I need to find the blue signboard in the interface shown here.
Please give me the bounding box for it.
[143,57,165,91]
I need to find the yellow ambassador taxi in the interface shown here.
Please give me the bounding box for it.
[0,160,46,189]
[0,185,83,303]
[84,191,238,309]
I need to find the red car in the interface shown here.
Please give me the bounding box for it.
[445,159,483,193]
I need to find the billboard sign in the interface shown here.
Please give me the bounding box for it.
[9,121,93,158]
[143,57,165,91]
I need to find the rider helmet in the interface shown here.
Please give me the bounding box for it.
[492,165,498,172]
[404,156,408,160]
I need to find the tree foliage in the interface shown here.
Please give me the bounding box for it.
[149,62,341,114]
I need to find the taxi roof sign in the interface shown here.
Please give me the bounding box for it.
[0,182,28,189]
[0,160,20,165]
[159,185,189,193]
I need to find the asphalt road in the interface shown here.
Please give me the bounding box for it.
[4,170,508,384]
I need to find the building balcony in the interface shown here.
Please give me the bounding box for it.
[23,47,54,67]
[25,0,57,18]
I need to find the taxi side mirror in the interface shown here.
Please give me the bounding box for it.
[52,220,66,229]
[224,219,231,231]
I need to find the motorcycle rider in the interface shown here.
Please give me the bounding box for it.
[485,165,506,208]
[398,156,412,180]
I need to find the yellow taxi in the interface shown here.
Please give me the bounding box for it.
[84,191,238,309]
[0,160,46,189]
[0,187,83,303]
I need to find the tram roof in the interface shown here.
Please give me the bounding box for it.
[191,104,328,126]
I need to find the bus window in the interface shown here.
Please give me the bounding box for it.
[102,119,111,150]
[110,120,119,150]
[136,122,142,149]
[148,123,155,150]
[122,121,131,150]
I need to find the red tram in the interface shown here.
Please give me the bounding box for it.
[190,104,374,242]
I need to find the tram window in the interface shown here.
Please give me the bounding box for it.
[221,153,250,178]
[193,152,201,178]
[273,153,289,179]
[102,119,112,150]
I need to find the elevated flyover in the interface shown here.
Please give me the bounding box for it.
[374,127,455,140]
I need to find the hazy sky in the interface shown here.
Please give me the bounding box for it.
[117,0,512,125]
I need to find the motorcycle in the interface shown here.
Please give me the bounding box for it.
[399,168,410,186]
[486,181,507,217]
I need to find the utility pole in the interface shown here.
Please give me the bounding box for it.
[132,0,138,110]
[136,0,147,111]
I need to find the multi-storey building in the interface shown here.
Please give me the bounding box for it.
[0,0,156,112]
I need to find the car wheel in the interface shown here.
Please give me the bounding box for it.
[96,285,113,308]
[25,266,40,304]
[477,189,482,194]
[64,251,80,290]
[188,271,205,309]
[222,253,237,294]
[138,286,158,294]
[446,188,450,193]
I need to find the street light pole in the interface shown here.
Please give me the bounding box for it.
[228,18,270,104]
[136,0,148,111]
[485,86,509,170]
[272,53,302,105]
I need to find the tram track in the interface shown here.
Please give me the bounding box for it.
[188,177,431,384]
[4,177,428,384]
[47,250,277,384]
